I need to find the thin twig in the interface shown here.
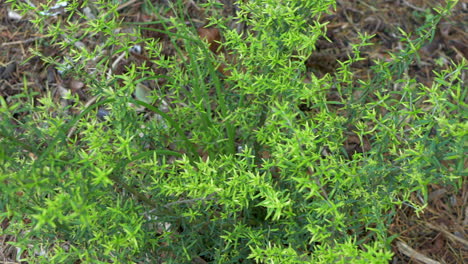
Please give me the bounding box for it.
[396,241,440,264]
[0,131,37,154]
[116,0,140,12]
[308,167,329,200]
[1,36,46,47]
[425,222,468,247]
[402,0,427,12]
[108,173,160,209]
[109,52,126,76]
[66,95,98,138]
[164,192,217,208]
[187,0,201,10]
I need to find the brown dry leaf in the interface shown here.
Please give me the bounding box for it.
[0,62,16,79]
[343,133,371,157]
[196,146,209,162]
[197,26,233,77]
[216,62,231,77]
[197,27,221,54]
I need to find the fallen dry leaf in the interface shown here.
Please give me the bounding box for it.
[343,133,371,157]
[197,27,221,53]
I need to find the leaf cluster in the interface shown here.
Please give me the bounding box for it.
[1,0,465,263]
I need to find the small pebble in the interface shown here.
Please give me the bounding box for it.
[8,10,23,21]
[97,108,110,120]
[82,7,96,19]
[130,45,142,54]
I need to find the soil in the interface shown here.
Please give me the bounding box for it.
[1,0,467,263]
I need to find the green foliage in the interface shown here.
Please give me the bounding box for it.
[1,0,466,263]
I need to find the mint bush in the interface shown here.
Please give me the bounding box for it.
[1,0,465,263]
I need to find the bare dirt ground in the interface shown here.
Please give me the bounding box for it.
[1,0,467,263]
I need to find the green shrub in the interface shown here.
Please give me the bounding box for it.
[1,0,465,263]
